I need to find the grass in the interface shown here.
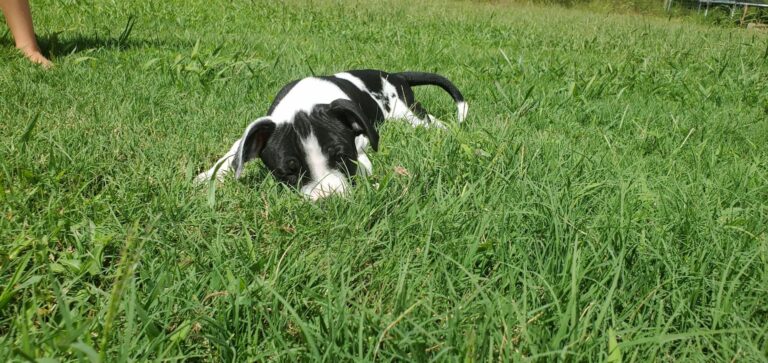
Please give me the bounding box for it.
[1,0,767,361]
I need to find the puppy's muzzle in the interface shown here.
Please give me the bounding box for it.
[300,171,350,201]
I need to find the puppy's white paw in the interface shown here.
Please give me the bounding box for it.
[355,135,369,150]
[356,153,373,177]
[427,115,446,129]
[194,166,229,186]
[194,171,213,186]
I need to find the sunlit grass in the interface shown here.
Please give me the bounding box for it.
[1,0,767,361]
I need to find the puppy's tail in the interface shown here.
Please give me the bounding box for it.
[395,71,468,122]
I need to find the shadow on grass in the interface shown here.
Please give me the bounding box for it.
[1,16,192,59]
[35,32,193,57]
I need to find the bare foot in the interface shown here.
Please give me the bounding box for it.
[18,45,53,68]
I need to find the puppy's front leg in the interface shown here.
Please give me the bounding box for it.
[195,139,241,184]
[355,135,373,177]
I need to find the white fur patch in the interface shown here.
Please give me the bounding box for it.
[334,72,369,92]
[300,170,349,201]
[427,114,446,129]
[300,131,349,200]
[270,78,350,124]
[301,133,328,181]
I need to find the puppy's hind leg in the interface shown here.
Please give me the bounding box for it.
[388,97,442,128]
[410,101,446,129]
[195,139,241,184]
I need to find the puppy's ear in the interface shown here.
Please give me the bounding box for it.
[234,117,275,179]
[329,99,379,151]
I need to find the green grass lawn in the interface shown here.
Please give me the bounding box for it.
[1,0,767,361]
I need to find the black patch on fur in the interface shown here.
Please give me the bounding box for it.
[345,69,394,114]
[321,76,385,126]
[346,69,384,93]
[292,111,313,139]
[259,125,310,188]
[304,107,360,177]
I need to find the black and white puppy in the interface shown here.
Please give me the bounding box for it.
[196,69,467,200]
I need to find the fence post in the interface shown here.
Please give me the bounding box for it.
[740,5,749,26]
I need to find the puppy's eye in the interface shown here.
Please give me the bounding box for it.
[329,145,349,160]
[286,159,299,171]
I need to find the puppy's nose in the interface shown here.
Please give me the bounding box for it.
[301,171,349,201]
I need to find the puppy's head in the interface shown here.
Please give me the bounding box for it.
[233,99,378,200]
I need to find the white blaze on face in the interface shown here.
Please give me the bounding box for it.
[299,132,349,201]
